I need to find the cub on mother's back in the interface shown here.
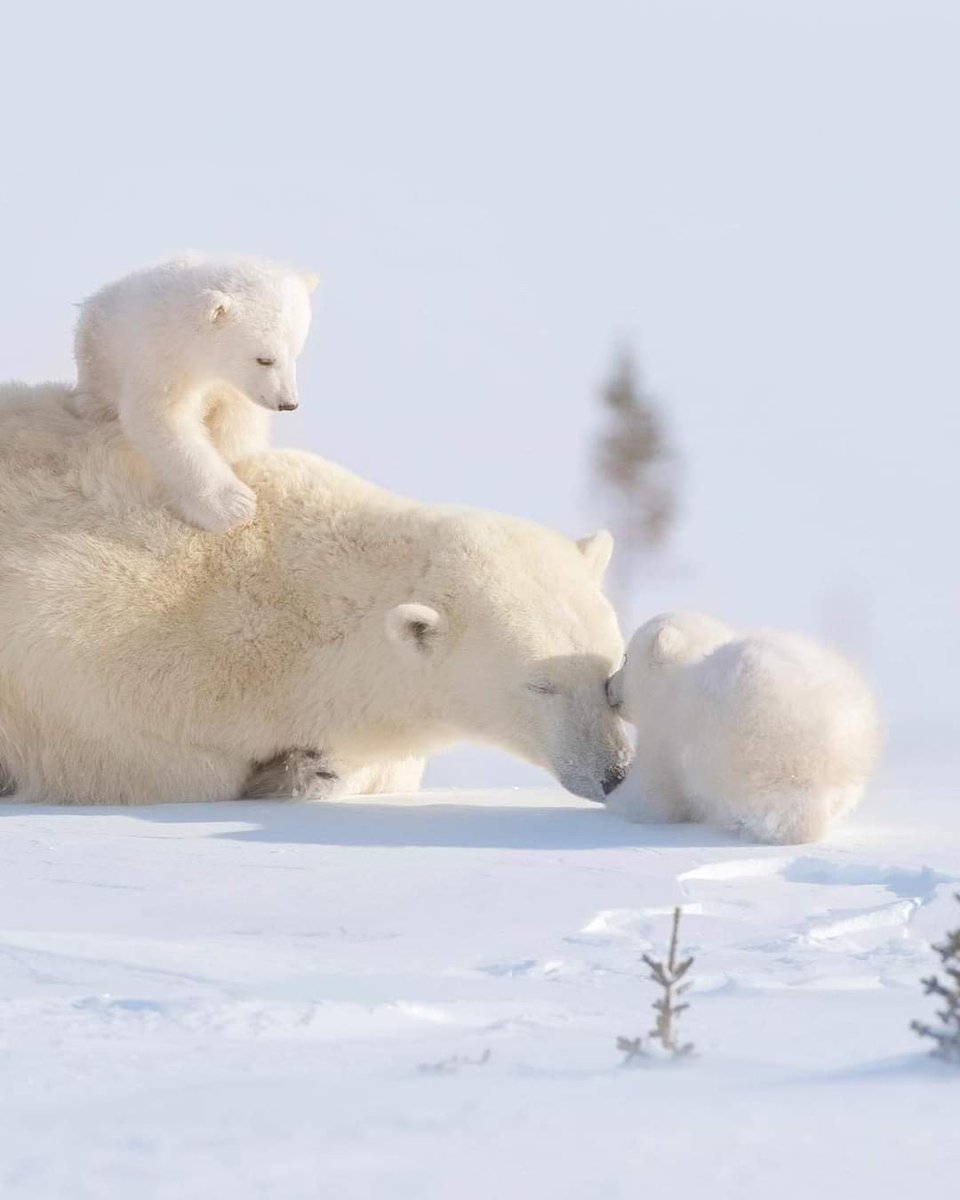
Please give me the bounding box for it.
[73,253,317,532]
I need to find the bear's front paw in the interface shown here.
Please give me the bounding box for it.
[177,478,257,533]
[242,749,342,801]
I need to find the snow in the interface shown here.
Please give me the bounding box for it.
[2,760,958,1199]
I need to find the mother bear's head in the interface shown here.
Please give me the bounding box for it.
[371,514,631,801]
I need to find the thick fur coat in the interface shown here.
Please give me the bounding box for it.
[0,384,629,805]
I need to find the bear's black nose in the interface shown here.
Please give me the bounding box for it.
[277,400,299,412]
[601,764,627,796]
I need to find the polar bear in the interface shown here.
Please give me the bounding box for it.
[0,383,630,806]
[605,612,881,843]
[72,254,317,532]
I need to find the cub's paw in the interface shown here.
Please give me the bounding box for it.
[178,478,257,533]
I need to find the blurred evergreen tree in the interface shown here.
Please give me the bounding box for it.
[594,349,678,607]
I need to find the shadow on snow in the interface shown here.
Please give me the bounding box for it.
[0,792,741,852]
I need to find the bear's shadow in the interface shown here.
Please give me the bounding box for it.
[13,794,738,851]
[221,801,739,850]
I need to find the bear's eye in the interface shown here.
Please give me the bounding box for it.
[527,681,560,696]
[256,357,276,367]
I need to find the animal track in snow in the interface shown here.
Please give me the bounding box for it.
[477,958,540,978]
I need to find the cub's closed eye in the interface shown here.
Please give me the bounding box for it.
[527,681,559,695]
[256,357,276,367]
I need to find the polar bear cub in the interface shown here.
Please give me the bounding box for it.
[74,254,316,532]
[605,612,881,844]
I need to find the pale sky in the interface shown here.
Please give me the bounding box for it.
[1,1,956,787]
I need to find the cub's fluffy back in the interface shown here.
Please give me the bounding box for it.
[696,632,881,794]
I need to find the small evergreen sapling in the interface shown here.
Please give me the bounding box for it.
[912,893,960,1064]
[618,906,695,1063]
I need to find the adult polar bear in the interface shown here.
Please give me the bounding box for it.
[0,383,630,806]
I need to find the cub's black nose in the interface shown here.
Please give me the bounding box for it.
[602,764,627,796]
[277,400,299,412]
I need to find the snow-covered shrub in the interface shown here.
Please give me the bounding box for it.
[912,893,960,1064]
[618,906,695,1063]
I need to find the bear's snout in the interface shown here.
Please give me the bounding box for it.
[602,763,628,795]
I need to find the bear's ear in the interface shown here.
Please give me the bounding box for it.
[385,603,446,658]
[576,530,614,582]
[301,272,320,294]
[202,289,233,326]
[650,622,685,665]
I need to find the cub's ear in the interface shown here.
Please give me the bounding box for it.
[385,603,446,657]
[576,530,614,582]
[301,272,320,294]
[650,622,685,665]
[201,289,233,325]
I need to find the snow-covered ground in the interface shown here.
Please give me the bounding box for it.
[2,754,958,1199]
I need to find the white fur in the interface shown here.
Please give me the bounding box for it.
[0,384,629,806]
[606,611,881,844]
[72,253,317,532]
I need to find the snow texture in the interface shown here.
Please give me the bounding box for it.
[1,754,958,1199]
